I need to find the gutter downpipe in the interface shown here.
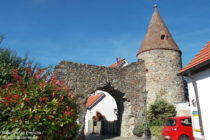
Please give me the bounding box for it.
[188,71,205,140]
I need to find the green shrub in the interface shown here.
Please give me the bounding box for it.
[0,47,28,86]
[133,124,144,137]
[147,99,176,139]
[148,99,176,126]
[150,126,164,140]
[0,66,79,139]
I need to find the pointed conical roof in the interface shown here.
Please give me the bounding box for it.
[137,5,181,56]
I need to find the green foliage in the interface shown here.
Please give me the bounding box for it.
[0,47,28,86]
[133,124,145,137]
[147,99,176,139]
[148,99,176,126]
[0,64,79,139]
[150,126,164,140]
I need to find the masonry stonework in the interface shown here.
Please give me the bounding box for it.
[54,61,146,138]
[137,50,185,104]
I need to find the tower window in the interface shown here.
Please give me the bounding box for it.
[161,34,168,40]
[161,34,165,40]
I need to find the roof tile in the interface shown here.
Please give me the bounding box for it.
[179,42,210,74]
[86,94,104,108]
[137,6,180,56]
[109,59,124,68]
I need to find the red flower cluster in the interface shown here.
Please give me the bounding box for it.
[1,100,9,105]
[13,94,19,99]
[0,65,79,139]
[62,111,72,117]
[38,97,49,103]
[35,115,40,121]
[2,94,16,103]
[27,115,31,120]
[11,69,22,82]
[50,76,57,85]
[59,95,63,101]
[62,105,72,117]
[12,117,16,122]
[66,106,71,111]
[25,98,31,103]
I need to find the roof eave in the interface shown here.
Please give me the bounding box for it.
[178,59,210,76]
[87,94,106,109]
[137,48,181,57]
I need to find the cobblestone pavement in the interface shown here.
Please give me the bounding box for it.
[85,135,144,140]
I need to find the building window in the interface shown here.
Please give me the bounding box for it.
[161,34,165,40]
[161,34,169,40]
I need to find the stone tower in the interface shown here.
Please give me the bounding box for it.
[137,5,185,104]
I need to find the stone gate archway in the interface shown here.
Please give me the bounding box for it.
[84,88,122,136]
[97,84,133,137]
[54,61,146,139]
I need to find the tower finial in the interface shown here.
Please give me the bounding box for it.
[154,4,158,10]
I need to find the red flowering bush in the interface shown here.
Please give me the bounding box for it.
[0,64,79,139]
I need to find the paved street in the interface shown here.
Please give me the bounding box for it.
[85,135,144,140]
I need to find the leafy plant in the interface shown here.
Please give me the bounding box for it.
[133,124,145,137]
[147,99,176,139]
[0,65,79,139]
[0,47,28,86]
[150,126,164,140]
[148,99,176,126]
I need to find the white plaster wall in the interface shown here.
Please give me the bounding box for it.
[187,79,202,139]
[187,68,210,140]
[85,90,118,134]
[174,102,191,116]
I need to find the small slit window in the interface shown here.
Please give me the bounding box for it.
[161,34,165,40]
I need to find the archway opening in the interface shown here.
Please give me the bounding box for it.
[84,84,126,138]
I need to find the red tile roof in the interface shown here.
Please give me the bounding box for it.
[86,94,104,108]
[109,59,124,68]
[179,42,210,75]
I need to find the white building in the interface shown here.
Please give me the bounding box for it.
[179,42,210,140]
[84,90,118,135]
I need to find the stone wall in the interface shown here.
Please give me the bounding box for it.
[54,61,146,137]
[137,49,185,104]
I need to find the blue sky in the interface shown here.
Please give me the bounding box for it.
[0,0,210,68]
